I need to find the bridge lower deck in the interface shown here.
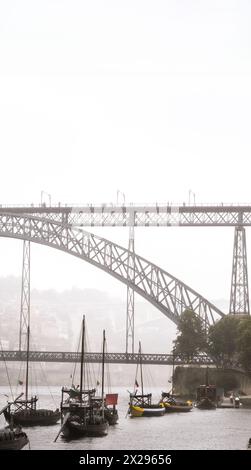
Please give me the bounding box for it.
[0,350,214,365]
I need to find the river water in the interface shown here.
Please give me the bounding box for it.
[0,386,250,450]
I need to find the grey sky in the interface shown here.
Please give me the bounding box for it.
[0,1,251,311]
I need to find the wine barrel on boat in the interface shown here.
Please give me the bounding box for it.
[0,426,29,450]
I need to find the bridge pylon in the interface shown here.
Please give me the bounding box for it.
[19,240,31,350]
[126,217,135,354]
[229,226,250,316]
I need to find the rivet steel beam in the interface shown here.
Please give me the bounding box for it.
[0,213,224,328]
[229,226,250,315]
[19,240,30,351]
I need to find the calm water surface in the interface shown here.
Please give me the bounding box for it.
[0,386,250,450]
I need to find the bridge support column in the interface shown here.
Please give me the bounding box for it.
[19,240,31,350]
[126,216,135,354]
[229,226,250,315]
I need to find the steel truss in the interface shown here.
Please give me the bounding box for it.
[0,213,224,327]
[0,350,214,365]
[19,240,30,351]
[126,224,135,353]
[2,204,251,226]
[229,226,250,315]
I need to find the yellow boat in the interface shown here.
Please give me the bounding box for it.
[129,400,165,417]
[128,341,165,418]
[162,400,193,413]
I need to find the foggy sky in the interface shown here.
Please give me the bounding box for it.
[0,1,251,316]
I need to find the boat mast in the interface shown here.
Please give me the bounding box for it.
[139,341,144,396]
[79,315,85,403]
[171,352,175,395]
[101,329,106,418]
[25,326,30,403]
[205,366,209,386]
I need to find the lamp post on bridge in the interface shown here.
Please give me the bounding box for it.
[40,190,52,206]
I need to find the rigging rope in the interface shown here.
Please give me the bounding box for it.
[105,340,111,393]
[30,334,57,406]
[15,355,25,398]
[85,325,97,390]
[37,361,57,407]
[70,328,81,386]
[0,338,14,401]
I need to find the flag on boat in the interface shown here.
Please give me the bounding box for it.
[135,380,139,388]
[96,380,100,386]
[18,380,23,385]
[105,393,118,406]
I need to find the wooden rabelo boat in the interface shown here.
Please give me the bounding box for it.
[128,342,165,418]
[3,327,60,427]
[196,368,217,410]
[129,393,165,417]
[0,339,30,449]
[160,392,193,413]
[0,425,29,450]
[0,396,29,450]
[91,393,119,425]
[159,351,192,412]
[88,336,119,425]
[104,393,119,424]
[56,317,109,440]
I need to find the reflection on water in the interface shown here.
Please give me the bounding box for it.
[0,386,250,450]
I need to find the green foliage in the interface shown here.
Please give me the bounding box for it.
[173,309,207,359]
[237,318,251,372]
[173,310,251,372]
[207,315,251,372]
[208,316,241,367]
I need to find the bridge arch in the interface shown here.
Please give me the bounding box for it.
[0,212,224,326]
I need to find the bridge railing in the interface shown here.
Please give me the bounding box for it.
[1,202,251,209]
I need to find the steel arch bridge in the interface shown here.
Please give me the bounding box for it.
[0,212,224,327]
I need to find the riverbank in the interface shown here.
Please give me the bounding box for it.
[173,366,251,397]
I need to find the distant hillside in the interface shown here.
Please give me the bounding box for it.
[0,276,228,353]
[0,276,177,353]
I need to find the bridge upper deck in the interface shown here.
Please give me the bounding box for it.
[1,203,251,226]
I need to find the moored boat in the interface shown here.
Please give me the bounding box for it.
[4,327,60,427]
[3,397,60,426]
[128,342,165,418]
[130,401,165,417]
[196,369,217,410]
[196,396,216,410]
[92,394,119,425]
[60,400,109,438]
[160,393,193,413]
[0,426,29,450]
[104,393,119,424]
[0,339,30,449]
[56,318,109,440]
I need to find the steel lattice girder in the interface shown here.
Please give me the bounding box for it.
[126,226,135,353]
[0,213,224,328]
[229,227,250,314]
[1,204,251,226]
[19,241,30,351]
[0,350,215,365]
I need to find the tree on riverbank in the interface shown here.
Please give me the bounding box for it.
[237,318,251,372]
[207,316,241,367]
[173,309,207,359]
[173,310,251,372]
